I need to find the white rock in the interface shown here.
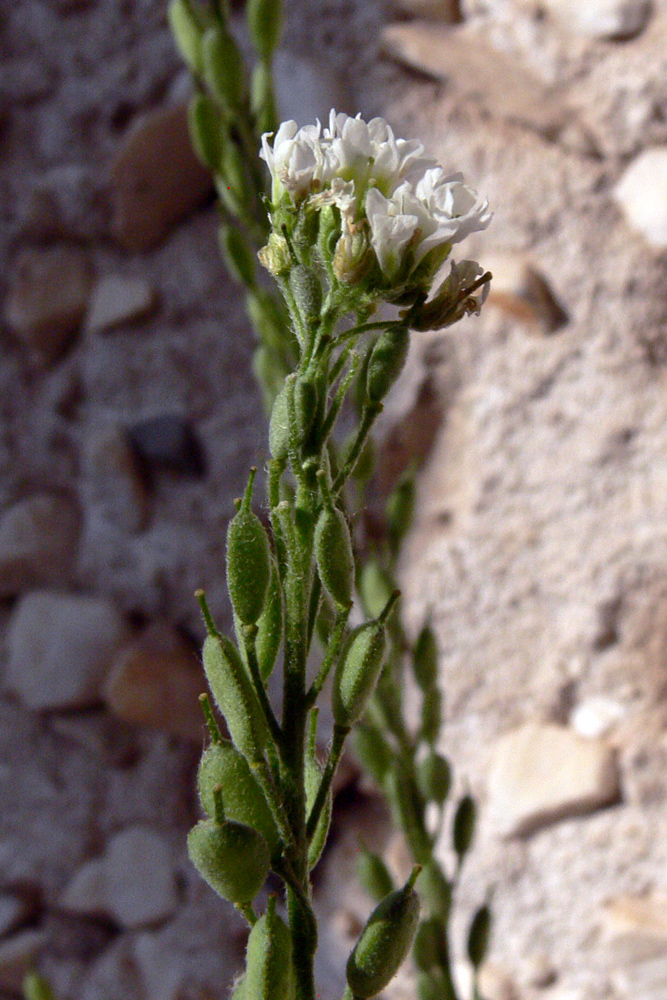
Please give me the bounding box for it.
[0,495,80,598]
[61,826,177,929]
[570,696,627,738]
[600,895,667,964]
[613,954,667,999]
[0,930,45,993]
[542,0,651,39]
[486,722,620,837]
[479,962,519,1000]
[4,591,129,711]
[614,148,667,249]
[86,275,156,334]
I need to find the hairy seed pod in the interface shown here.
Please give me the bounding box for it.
[168,0,203,74]
[420,687,441,746]
[187,94,222,172]
[352,725,392,789]
[245,896,294,1000]
[220,224,256,288]
[269,381,290,462]
[294,376,318,445]
[413,625,438,691]
[467,903,491,969]
[356,845,395,904]
[413,917,442,972]
[346,869,421,999]
[417,753,451,805]
[387,765,431,865]
[230,976,246,1000]
[416,860,451,922]
[247,0,283,60]
[253,346,285,410]
[290,265,322,327]
[188,817,270,905]
[366,326,410,404]
[255,563,283,680]
[359,561,393,620]
[417,970,453,1000]
[386,475,414,549]
[202,25,245,111]
[333,616,388,729]
[453,794,476,861]
[203,634,267,761]
[198,742,279,854]
[305,749,331,870]
[226,473,271,625]
[315,503,354,609]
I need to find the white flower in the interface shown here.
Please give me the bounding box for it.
[260,120,335,202]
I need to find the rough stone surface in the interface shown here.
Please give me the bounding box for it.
[61,826,178,929]
[4,246,92,362]
[487,723,620,836]
[392,0,461,20]
[4,592,129,711]
[0,494,81,597]
[614,147,667,248]
[86,275,156,334]
[541,0,652,39]
[103,624,204,741]
[83,425,150,534]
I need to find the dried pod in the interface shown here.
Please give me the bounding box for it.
[366,326,410,404]
[198,741,279,853]
[227,470,271,626]
[346,868,421,999]
[417,753,451,805]
[202,25,245,112]
[467,903,491,969]
[245,896,294,1000]
[314,503,354,610]
[203,634,267,761]
[356,844,395,904]
[188,817,270,905]
[453,794,476,862]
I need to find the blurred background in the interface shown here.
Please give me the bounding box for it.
[3,0,667,998]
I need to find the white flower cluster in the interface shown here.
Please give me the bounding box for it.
[260,111,491,280]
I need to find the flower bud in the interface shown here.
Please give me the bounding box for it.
[416,860,451,922]
[366,326,410,404]
[290,265,322,327]
[453,794,476,862]
[387,764,431,865]
[220,224,256,288]
[187,93,222,172]
[333,594,398,728]
[198,741,279,854]
[413,917,442,972]
[227,470,271,625]
[202,25,245,112]
[255,562,283,680]
[269,381,290,461]
[346,868,421,999]
[188,816,270,905]
[358,560,393,620]
[245,895,294,1000]
[356,844,395,903]
[258,232,292,278]
[247,0,283,60]
[352,725,392,788]
[203,633,267,761]
[168,0,203,75]
[306,744,331,870]
[413,625,438,691]
[417,753,451,805]
[467,903,491,969]
[333,226,373,285]
[314,503,354,610]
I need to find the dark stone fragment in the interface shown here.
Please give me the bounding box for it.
[127,415,206,485]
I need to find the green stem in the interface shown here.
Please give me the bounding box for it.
[242,625,284,750]
[306,603,352,708]
[237,902,258,927]
[332,402,382,493]
[306,723,349,840]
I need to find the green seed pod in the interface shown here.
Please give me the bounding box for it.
[251,61,278,135]
[467,903,491,969]
[168,0,203,75]
[352,725,392,788]
[315,503,354,610]
[333,600,395,728]
[220,224,256,288]
[245,896,294,1000]
[253,345,286,411]
[420,687,441,746]
[23,974,55,1000]
[416,860,451,922]
[413,917,442,972]
[386,474,414,550]
[247,289,292,353]
[203,634,267,761]
[346,868,421,999]
[453,794,476,862]
[417,970,455,1000]
[366,326,410,404]
[255,562,283,680]
[227,471,271,625]
[350,434,375,483]
[247,0,283,59]
[386,765,431,865]
[188,817,270,905]
[187,93,222,171]
[230,976,246,1000]
[417,753,451,805]
[202,25,245,112]
[356,844,395,903]
[198,742,279,854]
[222,138,249,209]
[290,265,322,327]
[269,381,290,462]
[305,745,332,870]
[358,561,394,620]
[413,625,438,691]
[294,376,318,445]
